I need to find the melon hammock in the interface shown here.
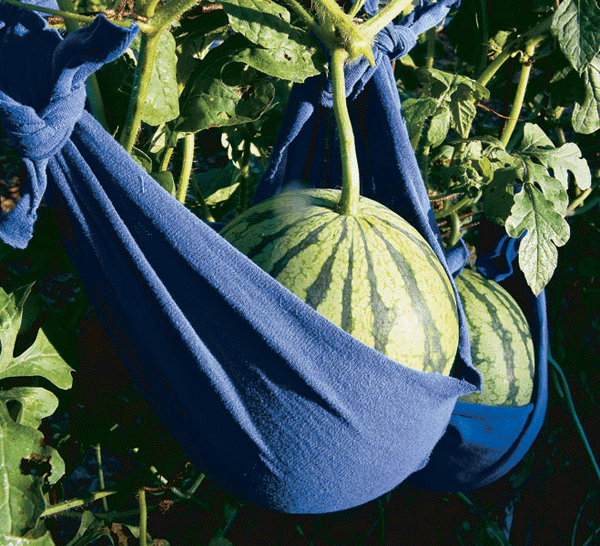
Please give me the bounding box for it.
[222,188,459,375]
[457,268,535,407]
[0,0,549,513]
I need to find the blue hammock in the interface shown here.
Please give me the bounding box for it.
[0,0,546,513]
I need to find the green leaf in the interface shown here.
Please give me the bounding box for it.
[551,0,600,73]
[519,123,591,190]
[229,43,323,83]
[177,37,276,133]
[0,532,57,545]
[175,10,230,89]
[0,402,63,536]
[449,96,476,138]
[572,55,600,134]
[0,388,58,430]
[142,30,180,127]
[196,164,240,206]
[427,109,451,147]
[401,97,438,140]
[218,0,323,81]
[483,169,517,225]
[150,171,177,197]
[419,68,489,102]
[523,160,569,215]
[505,184,570,294]
[0,287,73,390]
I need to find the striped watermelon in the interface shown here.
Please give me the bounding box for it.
[456,269,535,406]
[221,188,459,375]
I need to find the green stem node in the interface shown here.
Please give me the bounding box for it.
[332,48,360,216]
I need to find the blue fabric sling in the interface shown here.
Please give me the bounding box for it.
[0,0,546,513]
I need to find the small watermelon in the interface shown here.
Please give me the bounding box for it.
[221,188,459,375]
[456,269,535,406]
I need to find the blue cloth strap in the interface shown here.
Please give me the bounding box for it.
[0,1,479,513]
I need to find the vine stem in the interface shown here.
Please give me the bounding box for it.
[332,48,360,216]
[447,212,461,246]
[566,187,592,215]
[499,37,543,148]
[434,194,477,219]
[0,0,152,31]
[119,30,161,154]
[95,443,109,512]
[360,0,412,42]
[549,354,600,487]
[176,133,194,204]
[138,488,148,546]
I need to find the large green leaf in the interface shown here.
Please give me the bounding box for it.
[505,184,570,294]
[142,30,180,127]
[0,403,63,536]
[551,0,600,73]
[518,123,591,190]
[482,168,517,225]
[0,388,59,430]
[406,69,489,147]
[177,36,276,133]
[572,55,600,134]
[229,43,323,83]
[0,287,73,390]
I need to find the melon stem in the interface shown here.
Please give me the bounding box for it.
[332,48,361,216]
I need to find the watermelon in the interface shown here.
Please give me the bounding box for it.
[456,269,535,406]
[221,188,459,375]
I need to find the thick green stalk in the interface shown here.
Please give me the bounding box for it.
[476,49,512,87]
[281,0,338,52]
[159,146,175,172]
[314,0,375,64]
[360,0,412,41]
[119,31,161,154]
[499,36,544,148]
[332,48,360,216]
[176,133,195,204]
[151,0,209,31]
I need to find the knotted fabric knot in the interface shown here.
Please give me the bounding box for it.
[0,85,86,161]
